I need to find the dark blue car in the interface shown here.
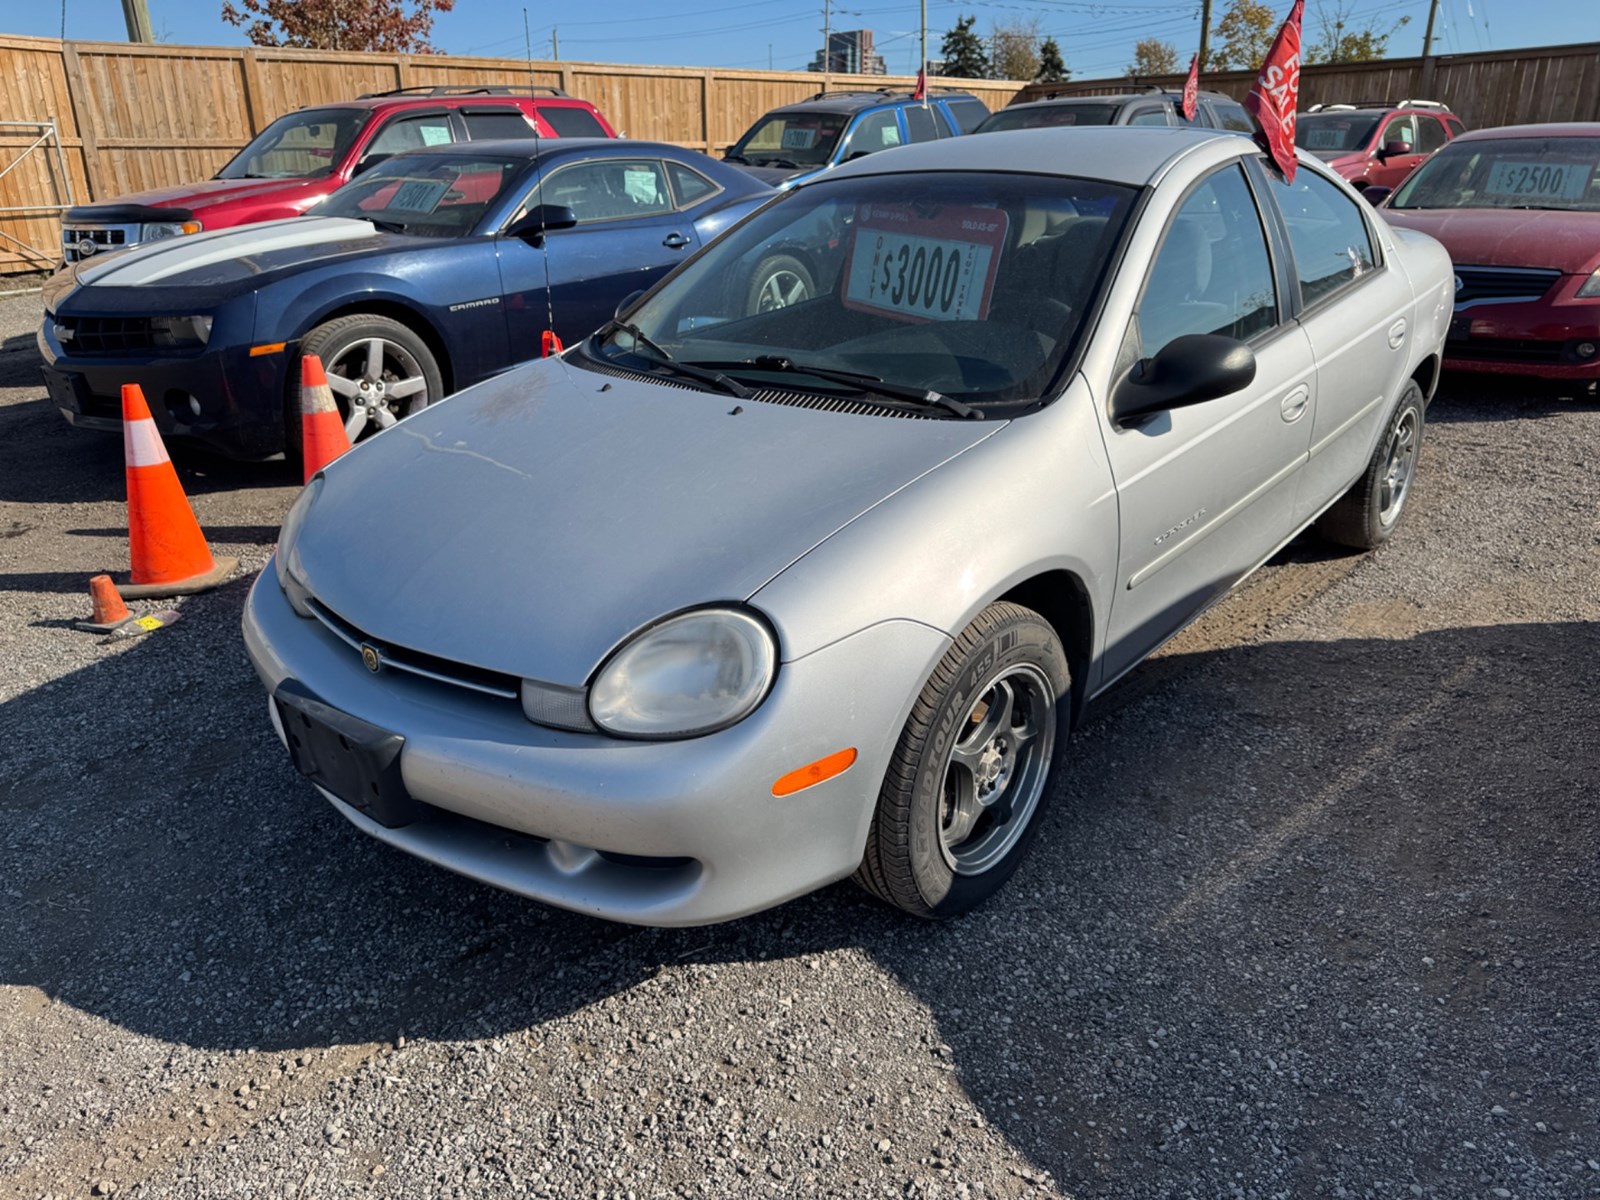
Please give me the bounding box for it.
[38,139,772,459]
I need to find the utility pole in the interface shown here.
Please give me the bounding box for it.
[822,0,831,86]
[1197,0,1211,72]
[1419,0,1441,97]
[551,26,559,61]
[920,0,927,81]
[121,0,152,42]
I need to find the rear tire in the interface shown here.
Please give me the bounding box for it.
[746,254,815,313]
[855,602,1071,919]
[1316,380,1424,550]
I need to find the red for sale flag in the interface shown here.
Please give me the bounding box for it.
[913,67,927,102]
[1242,0,1305,182]
[1181,54,1199,121]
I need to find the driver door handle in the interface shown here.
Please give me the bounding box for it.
[662,232,692,250]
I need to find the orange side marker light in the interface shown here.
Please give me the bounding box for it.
[772,748,858,797]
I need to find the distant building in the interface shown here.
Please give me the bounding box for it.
[808,30,886,75]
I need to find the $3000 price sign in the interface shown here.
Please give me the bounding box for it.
[844,204,1009,323]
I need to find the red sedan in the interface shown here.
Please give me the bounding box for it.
[1377,123,1600,391]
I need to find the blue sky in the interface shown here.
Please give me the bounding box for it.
[6,0,1593,79]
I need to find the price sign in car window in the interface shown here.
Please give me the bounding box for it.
[781,126,819,150]
[1484,159,1592,202]
[387,178,451,213]
[843,203,1009,323]
[1302,123,1351,150]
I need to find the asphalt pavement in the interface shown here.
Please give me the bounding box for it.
[1,290,1596,1199]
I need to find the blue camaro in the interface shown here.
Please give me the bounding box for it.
[38,139,773,459]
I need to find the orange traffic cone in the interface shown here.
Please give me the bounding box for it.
[299,354,352,484]
[118,383,237,599]
[76,574,136,633]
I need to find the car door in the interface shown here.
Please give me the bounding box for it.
[496,157,700,351]
[1097,162,1317,680]
[352,109,455,174]
[836,108,904,164]
[903,102,943,145]
[1251,160,1416,525]
[1371,113,1425,188]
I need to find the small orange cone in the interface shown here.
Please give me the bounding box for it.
[118,383,237,599]
[299,354,352,485]
[76,574,136,633]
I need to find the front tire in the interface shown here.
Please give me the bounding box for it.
[1316,380,1424,549]
[855,602,1071,919]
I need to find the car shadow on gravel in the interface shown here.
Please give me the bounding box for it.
[2,574,1596,1194]
[1433,377,1600,422]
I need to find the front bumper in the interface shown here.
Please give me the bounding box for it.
[1444,289,1600,381]
[242,569,950,926]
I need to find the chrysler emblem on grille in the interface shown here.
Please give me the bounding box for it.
[360,643,382,673]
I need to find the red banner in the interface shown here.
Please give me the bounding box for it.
[1242,0,1304,182]
[912,68,927,102]
[1181,54,1199,122]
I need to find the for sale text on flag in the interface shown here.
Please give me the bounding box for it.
[844,203,1009,324]
[1243,0,1305,183]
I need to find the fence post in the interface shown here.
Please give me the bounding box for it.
[59,42,103,202]
[396,54,412,89]
[701,70,713,153]
[240,48,266,135]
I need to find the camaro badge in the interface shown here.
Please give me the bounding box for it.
[360,643,382,673]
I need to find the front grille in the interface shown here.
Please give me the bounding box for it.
[579,360,933,419]
[55,316,157,354]
[306,597,521,701]
[62,225,132,262]
[1454,265,1561,306]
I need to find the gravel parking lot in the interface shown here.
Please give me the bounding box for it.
[1,287,1597,1199]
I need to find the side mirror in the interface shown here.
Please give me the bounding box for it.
[1361,185,1393,206]
[614,289,645,321]
[353,153,392,176]
[505,204,578,245]
[844,149,873,162]
[1379,139,1413,159]
[1112,334,1256,424]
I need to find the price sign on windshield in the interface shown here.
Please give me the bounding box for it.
[1484,160,1591,201]
[843,203,1008,323]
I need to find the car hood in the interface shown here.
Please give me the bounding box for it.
[293,356,1003,686]
[69,216,402,289]
[1381,207,1600,274]
[73,176,332,215]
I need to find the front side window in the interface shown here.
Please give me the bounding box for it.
[1267,167,1378,304]
[728,113,848,168]
[216,107,368,180]
[1138,165,1277,355]
[538,159,673,222]
[311,154,525,237]
[1379,115,1418,152]
[1390,136,1600,213]
[843,110,903,158]
[584,172,1137,410]
[363,113,455,161]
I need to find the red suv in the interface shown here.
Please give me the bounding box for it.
[1295,100,1465,192]
[60,86,617,263]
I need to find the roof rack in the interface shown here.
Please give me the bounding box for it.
[1307,98,1450,112]
[1397,98,1450,110]
[357,85,569,99]
[804,86,968,102]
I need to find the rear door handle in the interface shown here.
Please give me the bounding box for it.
[662,232,692,250]
[1388,318,1407,349]
[1279,383,1310,423]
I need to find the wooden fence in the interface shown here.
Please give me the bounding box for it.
[1011,40,1600,128]
[0,33,1024,274]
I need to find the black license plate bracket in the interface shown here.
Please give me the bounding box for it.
[273,679,424,828]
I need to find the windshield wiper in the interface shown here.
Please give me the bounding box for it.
[593,320,751,399]
[686,355,979,418]
[351,215,407,233]
[756,158,801,169]
[723,152,749,164]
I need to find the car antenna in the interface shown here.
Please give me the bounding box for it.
[526,6,562,355]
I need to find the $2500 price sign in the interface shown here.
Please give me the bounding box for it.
[844,203,1009,323]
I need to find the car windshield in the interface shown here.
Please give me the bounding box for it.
[216,108,369,180]
[728,113,848,168]
[1390,136,1600,211]
[582,171,1137,411]
[1295,113,1381,154]
[976,104,1119,133]
[310,154,526,236]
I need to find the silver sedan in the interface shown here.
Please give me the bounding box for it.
[244,127,1453,925]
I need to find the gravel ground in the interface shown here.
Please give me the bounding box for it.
[1,289,1596,1200]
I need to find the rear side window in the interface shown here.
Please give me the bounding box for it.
[667,161,718,207]
[946,98,991,134]
[1445,117,1465,138]
[1416,116,1449,154]
[904,104,940,143]
[1127,105,1172,126]
[1208,101,1255,133]
[1267,167,1378,305]
[540,106,608,138]
[462,109,536,140]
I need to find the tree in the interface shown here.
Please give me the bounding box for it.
[221,0,455,53]
[1207,0,1277,71]
[938,14,990,80]
[1035,36,1069,84]
[1128,38,1181,77]
[1305,0,1410,63]
[990,16,1042,82]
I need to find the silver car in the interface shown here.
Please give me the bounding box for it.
[244,128,1452,926]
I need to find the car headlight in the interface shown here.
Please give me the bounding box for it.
[148,314,213,347]
[588,607,777,739]
[141,220,202,242]
[274,476,321,616]
[1577,267,1600,299]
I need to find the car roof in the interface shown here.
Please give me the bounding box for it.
[767,89,977,115]
[1009,90,1237,111]
[825,126,1232,186]
[390,137,671,161]
[298,94,597,114]
[1450,122,1600,141]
